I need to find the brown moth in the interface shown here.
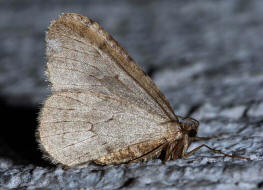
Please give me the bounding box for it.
[38,13,249,167]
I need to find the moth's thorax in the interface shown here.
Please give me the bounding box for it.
[165,121,183,141]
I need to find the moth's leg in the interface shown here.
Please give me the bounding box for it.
[164,140,185,162]
[127,142,169,165]
[163,142,174,162]
[193,133,226,142]
[183,144,250,160]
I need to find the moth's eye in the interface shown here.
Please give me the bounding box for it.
[188,129,197,137]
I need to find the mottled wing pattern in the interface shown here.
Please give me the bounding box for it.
[38,13,178,166]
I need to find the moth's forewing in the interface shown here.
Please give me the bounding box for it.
[38,13,180,166]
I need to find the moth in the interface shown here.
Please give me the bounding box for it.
[38,13,249,167]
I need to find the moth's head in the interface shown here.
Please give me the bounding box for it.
[178,116,199,138]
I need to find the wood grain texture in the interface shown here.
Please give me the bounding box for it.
[38,13,198,166]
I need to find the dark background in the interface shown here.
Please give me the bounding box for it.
[1,0,263,189]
